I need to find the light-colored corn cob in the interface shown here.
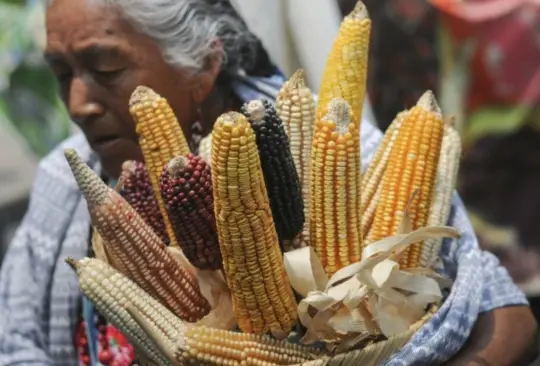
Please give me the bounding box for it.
[211,112,297,336]
[242,99,305,247]
[419,119,462,268]
[64,149,211,322]
[198,133,213,164]
[160,154,222,270]
[309,98,362,276]
[65,257,188,365]
[120,160,170,246]
[368,91,444,269]
[361,110,408,240]
[275,69,316,248]
[316,1,371,124]
[129,86,191,248]
[129,306,319,366]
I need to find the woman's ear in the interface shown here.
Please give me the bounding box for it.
[191,44,223,104]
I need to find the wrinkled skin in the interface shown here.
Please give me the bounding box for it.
[45,0,222,178]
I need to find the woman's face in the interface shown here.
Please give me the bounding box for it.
[45,0,210,178]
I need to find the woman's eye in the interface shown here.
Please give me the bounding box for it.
[92,68,124,78]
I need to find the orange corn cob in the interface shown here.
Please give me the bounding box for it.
[316,1,371,124]
[129,86,191,248]
[367,91,444,269]
[309,98,362,276]
[64,149,210,322]
[211,112,297,336]
[160,154,222,270]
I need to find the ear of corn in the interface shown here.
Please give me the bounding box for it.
[242,99,305,246]
[177,326,320,365]
[309,98,362,276]
[275,69,316,249]
[367,91,444,269]
[65,257,188,365]
[198,134,213,164]
[160,154,222,270]
[419,120,462,268]
[64,149,211,322]
[316,2,371,124]
[120,160,170,246]
[211,112,298,336]
[361,110,408,240]
[129,86,191,248]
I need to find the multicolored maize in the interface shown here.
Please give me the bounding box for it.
[275,69,316,248]
[160,154,222,270]
[64,149,211,322]
[419,119,462,268]
[242,99,305,245]
[316,1,371,123]
[367,91,444,269]
[211,112,298,336]
[361,110,408,240]
[120,160,170,245]
[129,86,191,248]
[65,257,188,365]
[309,98,362,276]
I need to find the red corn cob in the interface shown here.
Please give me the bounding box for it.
[120,160,170,246]
[160,154,222,270]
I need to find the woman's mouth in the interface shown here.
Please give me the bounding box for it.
[92,135,124,153]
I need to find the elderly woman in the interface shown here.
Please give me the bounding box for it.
[0,0,537,365]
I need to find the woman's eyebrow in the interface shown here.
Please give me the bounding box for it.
[77,45,124,61]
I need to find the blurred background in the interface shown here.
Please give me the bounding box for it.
[1,0,540,321]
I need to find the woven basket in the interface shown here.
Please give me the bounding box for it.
[298,306,437,366]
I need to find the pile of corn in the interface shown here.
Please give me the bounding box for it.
[63,2,462,365]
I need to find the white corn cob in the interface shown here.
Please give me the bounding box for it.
[361,110,408,241]
[65,257,188,365]
[419,120,462,267]
[276,69,316,248]
[198,133,212,164]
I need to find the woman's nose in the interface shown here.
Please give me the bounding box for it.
[68,76,104,126]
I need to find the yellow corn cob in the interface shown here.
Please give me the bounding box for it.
[368,91,444,269]
[129,86,191,247]
[64,149,211,322]
[65,257,188,365]
[178,326,319,365]
[316,1,371,124]
[129,307,319,366]
[198,133,213,164]
[361,110,408,240]
[309,98,362,276]
[211,112,297,336]
[419,119,462,268]
[275,69,316,248]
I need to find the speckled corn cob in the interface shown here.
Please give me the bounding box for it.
[211,112,297,336]
[275,70,316,248]
[198,134,213,164]
[361,110,408,240]
[129,86,191,248]
[160,154,222,270]
[120,160,170,246]
[368,91,444,269]
[178,326,319,365]
[309,98,362,276]
[242,100,305,245]
[65,257,188,365]
[316,1,371,123]
[64,149,211,322]
[419,120,462,268]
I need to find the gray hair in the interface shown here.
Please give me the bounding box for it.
[46,0,273,76]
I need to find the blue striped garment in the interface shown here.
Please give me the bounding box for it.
[0,73,527,366]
